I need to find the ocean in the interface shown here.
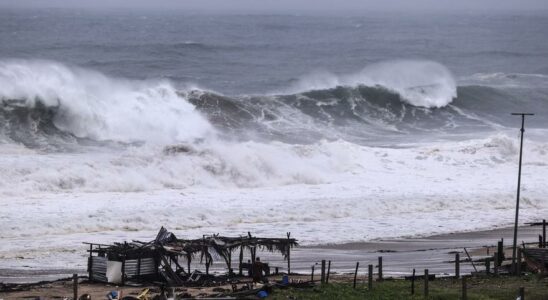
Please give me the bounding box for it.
[0,8,547,271]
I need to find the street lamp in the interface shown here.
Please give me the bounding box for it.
[510,113,534,274]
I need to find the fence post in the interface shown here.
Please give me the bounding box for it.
[455,253,460,278]
[353,262,359,289]
[543,219,546,248]
[485,257,490,274]
[321,260,326,284]
[311,265,315,282]
[517,248,522,275]
[411,268,415,295]
[368,264,373,290]
[519,287,525,300]
[326,261,331,284]
[424,269,429,297]
[378,256,383,281]
[73,273,78,300]
[498,239,504,263]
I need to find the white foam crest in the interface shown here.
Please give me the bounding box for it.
[0,59,215,143]
[0,132,545,196]
[287,60,457,108]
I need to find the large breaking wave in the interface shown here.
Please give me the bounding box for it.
[0,60,215,148]
[2,59,543,149]
[0,59,547,195]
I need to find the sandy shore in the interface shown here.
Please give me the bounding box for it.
[1,224,544,286]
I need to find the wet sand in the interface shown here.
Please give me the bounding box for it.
[0,225,544,284]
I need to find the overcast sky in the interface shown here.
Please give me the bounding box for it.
[1,0,547,13]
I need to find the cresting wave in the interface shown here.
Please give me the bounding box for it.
[284,60,458,108]
[0,60,215,146]
[0,59,533,148]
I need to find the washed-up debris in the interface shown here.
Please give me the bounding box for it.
[522,248,548,273]
[86,227,298,286]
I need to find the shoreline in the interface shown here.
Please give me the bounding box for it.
[1,224,544,283]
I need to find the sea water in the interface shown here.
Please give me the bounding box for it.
[0,8,547,270]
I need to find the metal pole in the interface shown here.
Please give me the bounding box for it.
[511,113,534,274]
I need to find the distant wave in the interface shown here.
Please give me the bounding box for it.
[460,72,548,89]
[467,50,548,58]
[282,60,457,108]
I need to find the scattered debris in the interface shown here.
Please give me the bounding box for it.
[86,227,298,287]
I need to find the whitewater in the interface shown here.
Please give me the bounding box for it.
[0,58,547,270]
[1,10,547,271]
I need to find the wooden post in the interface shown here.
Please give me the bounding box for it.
[497,240,504,263]
[287,232,291,275]
[250,247,256,265]
[320,260,326,284]
[73,273,78,300]
[311,265,315,282]
[88,244,93,281]
[519,287,525,300]
[121,258,126,286]
[326,261,331,284]
[539,235,543,248]
[227,251,232,274]
[543,219,546,248]
[455,253,460,278]
[462,276,467,300]
[353,262,359,289]
[424,269,429,297]
[368,264,373,290]
[485,258,490,274]
[411,268,415,295]
[517,248,522,275]
[378,256,383,281]
[239,245,243,275]
[187,256,191,276]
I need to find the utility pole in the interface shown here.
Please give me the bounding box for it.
[511,113,534,274]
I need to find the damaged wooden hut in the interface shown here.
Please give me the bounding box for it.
[85,227,298,285]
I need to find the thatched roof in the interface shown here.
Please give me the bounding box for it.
[87,227,298,265]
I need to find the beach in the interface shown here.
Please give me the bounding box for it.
[1,224,544,285]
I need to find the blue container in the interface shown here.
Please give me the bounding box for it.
[257,290,268,298]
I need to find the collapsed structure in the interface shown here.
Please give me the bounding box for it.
[86,227,298,285]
